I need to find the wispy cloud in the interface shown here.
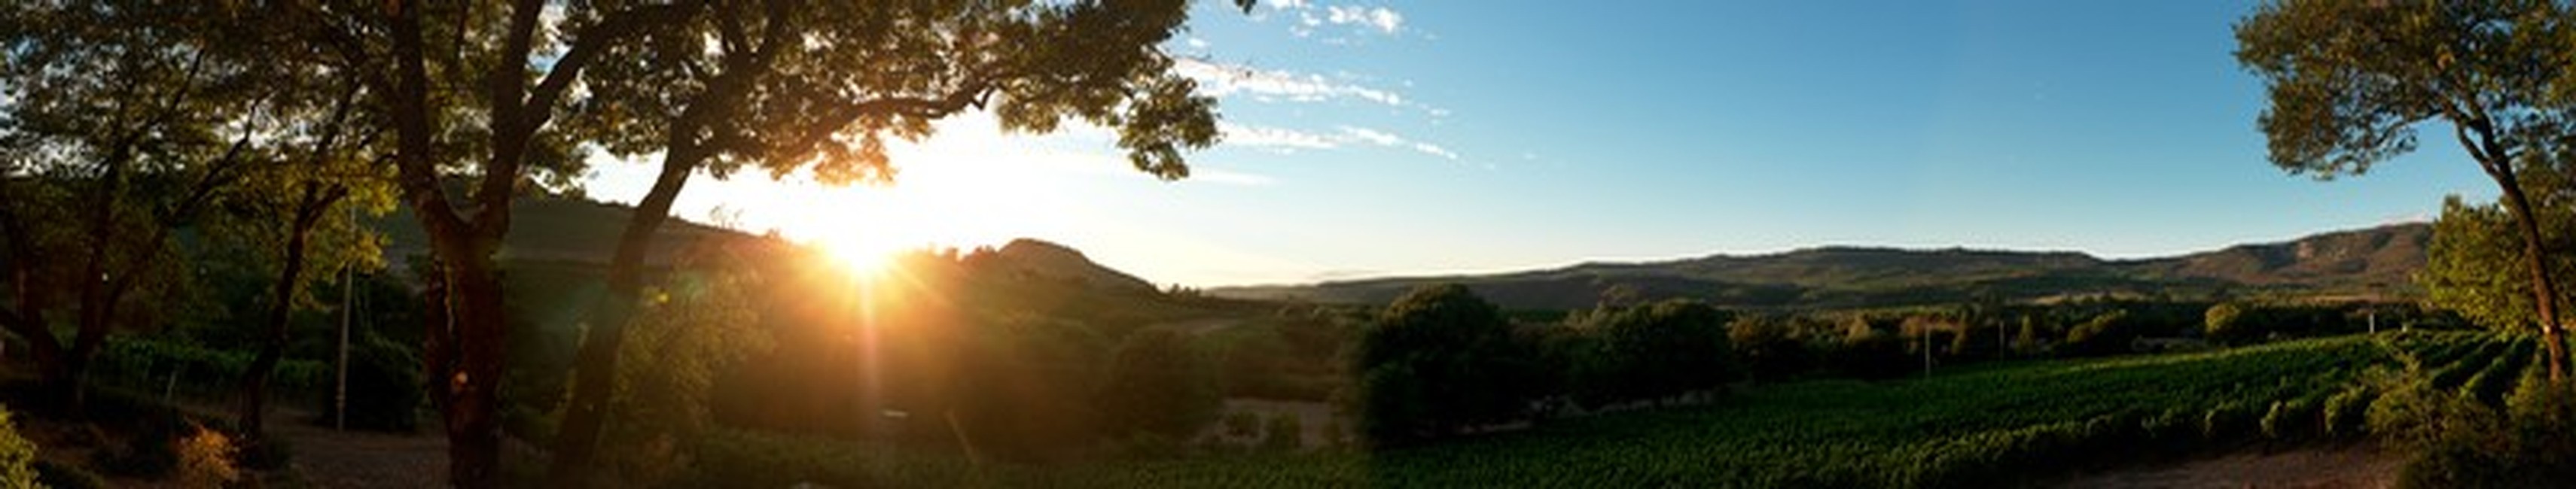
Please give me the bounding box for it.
[1176,59,1409,108]
[1325,5,1404,35]
[1259,2,1408,40]
[1221,123,1459,161]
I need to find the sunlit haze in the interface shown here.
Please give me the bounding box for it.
[585,1,2494,287]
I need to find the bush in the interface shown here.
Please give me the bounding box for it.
[1728,315,1812,383]
[2203,302,2252,346]
[0,407,35,488]
[317,333,423,432]
[1097,329,1222,440]
[2062,311,2139,357]
[1262,414,1303,452]
[1831,321,1912,380]
[176,424,242,488]
[33,460,105,489]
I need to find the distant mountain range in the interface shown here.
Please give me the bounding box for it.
[1209,223,2431,310]
[374,196,2431,311]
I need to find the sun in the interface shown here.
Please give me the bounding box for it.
[822,230,910,278]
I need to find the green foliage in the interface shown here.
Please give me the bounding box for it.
[1352,284,1541,445]
[93,337,333,397]
[33,459,105,489]
[1831,318,1912,380]
[0,407,37,489]
[2235,0,2574,178]
[593,266,774,487]
[1577,299,1736,404]
[2062,311,2139,357]
[1729,314,1813,383]
[1097,329,1222,440]
[319,333,424,432]
[1261,414,1303,453]
[2426,187,2576,333]
[2203,302,2249,345]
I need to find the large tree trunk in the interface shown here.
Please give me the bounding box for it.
[549,146,700,486]
[388,2,507,484]
[432,259,510,488]
[2492,166,2565,380]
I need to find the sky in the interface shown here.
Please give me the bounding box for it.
[586,0,2501,288]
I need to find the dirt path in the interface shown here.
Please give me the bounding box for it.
[2055,445,2401,489]
[268,415,446,489]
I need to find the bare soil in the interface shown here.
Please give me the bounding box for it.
[270,417,446,489]
[2055,445,2401,489]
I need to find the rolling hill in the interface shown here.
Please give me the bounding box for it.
[373,196,1160,293]
[1210,223,2431,310]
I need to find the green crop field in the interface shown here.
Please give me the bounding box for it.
[690,330,2559,488]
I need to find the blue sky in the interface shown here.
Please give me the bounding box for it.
[588,0,2498,287]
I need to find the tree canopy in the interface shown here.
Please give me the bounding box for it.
[2237,0,2576,378]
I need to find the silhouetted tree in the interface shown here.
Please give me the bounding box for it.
[1582,299,1735,404]
[1352,284,1539,445]
[1097,329,1221,440]
[1729,314,1813,384]
[2238,0,2576,378]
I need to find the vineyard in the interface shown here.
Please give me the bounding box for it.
[691,330,2565,488]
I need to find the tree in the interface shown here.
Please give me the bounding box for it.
[1581,299,1735,405]
[2063,310,2139,357]
[591,254,771,487]
[1728,314,1812,384]
[1352,284,1539,445]
[2425,159,2576,332]
[197,41,400,440]
[547,1,1236,482]
[259,1,707,484]
[1096,329,1221,440]
[2204,302,2252,346]
[2236,0,2576,378]
[0,2,291,409]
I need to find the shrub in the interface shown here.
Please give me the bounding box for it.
[33,460,105,489]
[1728,315,1812,383]
[1831,321,1912,380]
[1262,414,1303,452]
[2062,311,2139,357]
[0,407,35,488]
[2203,302,2252,346]
[317,333,423,432]
[1098,329,1222,440]
[176,424,242,488]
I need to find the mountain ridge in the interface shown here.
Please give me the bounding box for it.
[1209,223,2431,310]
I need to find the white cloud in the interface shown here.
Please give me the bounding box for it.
[1258,2,1407,39]
[1218,123,1456,161]
[1410,142,1459,160]
[1222,123,1339,150]
[1338,126,1402,146]
[1176,59,1409,108]
[1325,5,1403,34]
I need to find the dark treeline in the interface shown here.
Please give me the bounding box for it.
[1337,284,2464,446]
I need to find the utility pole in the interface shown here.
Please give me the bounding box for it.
[334,207,353,431]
